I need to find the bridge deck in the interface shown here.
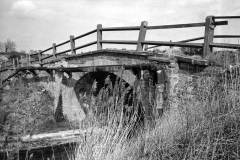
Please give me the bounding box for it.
[0,49,209,84]
[29,49,209,69]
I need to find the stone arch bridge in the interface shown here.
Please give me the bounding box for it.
[1,15,240,124]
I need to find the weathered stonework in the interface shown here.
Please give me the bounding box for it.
[6,50,209,124]
[154,57,204,118]
[43,57,204,122]
[40,69,137,122]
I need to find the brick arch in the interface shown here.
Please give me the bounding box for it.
[74,71,117,96]
[73,70,134,115]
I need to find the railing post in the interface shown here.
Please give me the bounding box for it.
[70,35,76,55]
[203,16,215,58]
[23,55,25,67]
[20,56,23,67]
[137,21,148,51]
[12,58,15,69]
[97,24,102,50]
[38,52,42,66]
[16,57,19,68]
[52,43,57,59]
[25,55,28,67]
[144,44,148,51]
[28,53,31,65]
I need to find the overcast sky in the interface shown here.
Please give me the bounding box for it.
[0,0,240,52]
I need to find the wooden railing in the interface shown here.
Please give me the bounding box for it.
[1,15,240,71]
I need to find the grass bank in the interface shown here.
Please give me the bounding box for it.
[71,69,240,160]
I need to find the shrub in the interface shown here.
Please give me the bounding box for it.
[0,78,55,138]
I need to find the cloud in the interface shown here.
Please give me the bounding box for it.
[173,0,216,6]
[1,0,239,51]
[11,0,36,15]
[10,0,56,20]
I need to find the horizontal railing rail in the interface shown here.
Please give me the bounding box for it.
[55,49,72,57]
[41,54,54,61]
[210,43,240,49]
[74,29,97,40]
[1,15,240,72]
[101,40,138,45]
[146,21,227,30]
[214,35,240,38]
[213,16,240,19]
[102,26,140,31]
[146,35,240,50]
[74,41,97,50]
[55,40,70,48]
[143,41,203,48]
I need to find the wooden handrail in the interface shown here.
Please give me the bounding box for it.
[27,18,229,63]
[56,40,70,48]
[101,40,138,45]
[214,16,240,19]
[41,54,54,61]
[147,22,206,29]
[55,49,71,56]
[29,29,97,58]
[74,29,97,40]
[102,26,140,31]
[1,15,236,71]
[40,47,52,54]
[147,35,240,50]
[146,21,227,30]
[143,41,203,48]
[31,41,97,63]
[210,43,240,49]
[74,41,97,51]
[214,35,240,38]
[146,37,205,50]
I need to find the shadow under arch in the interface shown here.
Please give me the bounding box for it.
[74,71,133,115]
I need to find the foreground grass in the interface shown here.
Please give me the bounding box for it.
[1,66,240,160]
[71,70,240,160]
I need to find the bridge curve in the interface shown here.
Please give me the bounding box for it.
[0,15,239,126]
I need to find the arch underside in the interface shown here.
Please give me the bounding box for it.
[73,71,134,115]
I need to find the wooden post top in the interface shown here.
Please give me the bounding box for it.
[70,35,76,55]
[136,21,148,51]
[203,16,215,58]
[52,43,57,58]
[97,24,103,50]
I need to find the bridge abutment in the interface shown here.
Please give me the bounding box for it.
[48,69,137,122]
[41,71,86,122]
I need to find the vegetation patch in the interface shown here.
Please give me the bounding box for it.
[0,78,74,149]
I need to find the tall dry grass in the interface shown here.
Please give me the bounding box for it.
[2,51,240,160]
[70,67,240,160]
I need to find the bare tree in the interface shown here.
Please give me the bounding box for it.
[180,47,202,56]
[0,42,4,52]
[4,39,16,53]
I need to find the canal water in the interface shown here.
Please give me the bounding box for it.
[0,142,78,160]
